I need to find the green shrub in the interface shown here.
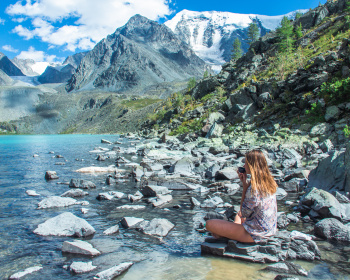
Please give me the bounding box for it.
[319,77,350,104]
[344,125,350,138]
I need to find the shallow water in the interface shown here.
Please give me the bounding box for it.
[0,135,349,279]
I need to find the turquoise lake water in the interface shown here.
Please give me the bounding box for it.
[0,135,349,279]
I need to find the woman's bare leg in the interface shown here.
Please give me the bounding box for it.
[234,213,242,224]
[206,219,255,243]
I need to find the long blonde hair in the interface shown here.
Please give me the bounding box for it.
[245,149,278,197]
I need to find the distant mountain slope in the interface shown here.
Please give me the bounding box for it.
[11,57,39,76]
[0,69,14,86]
[66,14,210,93]
[38,64,75,84]
[165,9,305,71]
[63,51,88,69]
[0,52,24,76]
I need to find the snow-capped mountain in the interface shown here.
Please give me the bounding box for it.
[165,9,306,71]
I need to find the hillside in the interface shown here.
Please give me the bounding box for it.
[141,0,350,148]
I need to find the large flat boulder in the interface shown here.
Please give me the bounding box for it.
[33,212,95,237]
[314,218,350,242]
[139,218,174,237]
[8,266,43,280]
[70,261,97,274]
[201,230,320,263]
[37,196,77,209]
[62,240,101,256]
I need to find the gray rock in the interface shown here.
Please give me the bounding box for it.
[45,171,59,180]
[26,190,40,196]
[278,214,290,229]
[62,240,101,256]
[299,188,345,221]
[70,261,97,274]
[61,189,89,198]
[215,167,239,180]
[225,183,240,195]
[170,157,194,176]
[319,139,334,153]
[139,218,175,237]
[345,141,350,193]
[120,217,144,228]
[263,262,308,276]
[276,188,288,200]
[314,218,350,242]
[287,214,299,223]
[69,179,96,189]
[139,185,172,197]
[37,196,77,209]
[93,262,133,280]
[258,92,272,107]
[208,112,225,125]
[206,123,224,138]
[333,191,350,203]
[201,196,223,208]
[190,197,201,207]
[96,191,125,200]
[325,105,340,122]
[101,139,113,144]
[308,150,346,192]
[310,123,333,137]
[148,194,173,207]
[34,212,95,237]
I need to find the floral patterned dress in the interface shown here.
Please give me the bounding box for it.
[241,186,277,242]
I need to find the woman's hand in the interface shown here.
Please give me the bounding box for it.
[237,169,248,188]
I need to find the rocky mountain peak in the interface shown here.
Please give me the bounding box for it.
[66,14,210,94]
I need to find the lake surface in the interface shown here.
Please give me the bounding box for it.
[0,134,349,279]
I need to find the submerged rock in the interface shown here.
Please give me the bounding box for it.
[26,190,40,196]
[96,191,125,200]
[8,266,43,279]
[263,262,308,276]
[69,179,96,189]
[93,262,133,280]
[34,212,95,237]
[62,240,101,256]
[103,225,120,235]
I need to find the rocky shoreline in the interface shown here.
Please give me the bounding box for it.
[10,132,350,279]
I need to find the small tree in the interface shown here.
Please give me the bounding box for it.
[294,11,303,20]
[203,70,209,78]
[187,77,196,91]
[231,38,243,61]
[247,22,260,45]
[276,16,295,52]
[295,23,303,39]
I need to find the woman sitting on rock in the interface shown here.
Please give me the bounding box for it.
[206,149,278,243]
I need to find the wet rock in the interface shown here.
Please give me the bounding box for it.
[70,261,97,274]
[286,214,299,223]
[274,275,299,280]
[69,179,96,189]
[8,266,43,279]
[96,191,125,200]
[45,171,59,180]
[276,188,288,200]
[34,212,95,237]
[61,189,89,198]
[62,240,101,256]
[106,176,117,185]
[140,185,172,197]
[103,225,120,235]
[96,154,108,161]
[120,217,144,228]
[314,218,350,242]
[139,218,175,237]
[93,262,133,280]
[81,208,88,214]
[263,262,308,276]
[37,196,77,209]
[26,190,40,196]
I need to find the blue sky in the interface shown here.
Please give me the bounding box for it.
[0,0,327,63]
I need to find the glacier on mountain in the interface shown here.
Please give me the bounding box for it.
[165,9,307,72]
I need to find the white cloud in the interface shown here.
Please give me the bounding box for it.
[6,0,172,51]
[2,45,19,53]
[0,18,5,25]
[16,46,58,63]
[12,17,26,23]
